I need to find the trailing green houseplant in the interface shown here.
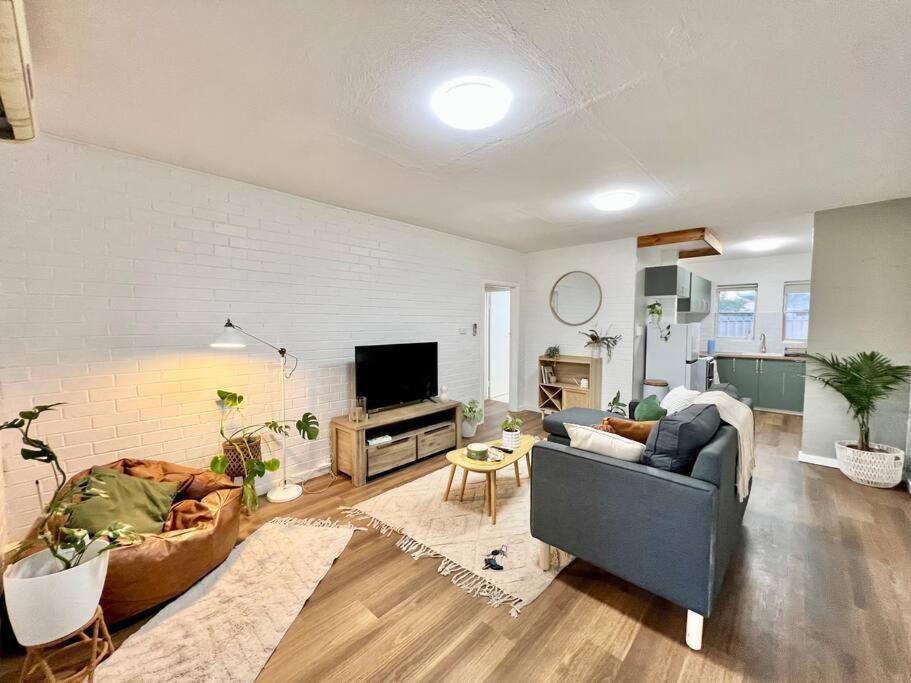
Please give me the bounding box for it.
[1,404,142,646]
[462,399,484,438]
[544,345,561,359]
[209,389,319,512]
[647,301,671,341]
[805,351,911,487]
[0,404,142,567]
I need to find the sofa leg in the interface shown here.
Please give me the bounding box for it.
[686,610,704,651]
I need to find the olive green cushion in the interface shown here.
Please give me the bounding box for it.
[70,466,180,534]
[634,395,668,421]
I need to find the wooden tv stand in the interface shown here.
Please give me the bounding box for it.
[330,400,463,486]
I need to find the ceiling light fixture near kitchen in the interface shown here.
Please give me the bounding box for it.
[743,238,785,252]
[591,190,640,211]
[431,76,513,130]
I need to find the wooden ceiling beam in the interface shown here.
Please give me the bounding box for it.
[636,227,723,259]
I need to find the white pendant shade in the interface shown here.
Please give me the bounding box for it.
[210,325,247,349]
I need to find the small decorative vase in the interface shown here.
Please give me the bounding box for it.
[502,429,521,449]
[462,420,478,438]
[590,345,602,359]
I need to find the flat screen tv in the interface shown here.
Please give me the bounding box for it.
[355,342,438,412]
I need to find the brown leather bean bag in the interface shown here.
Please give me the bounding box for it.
[65,459,242,623]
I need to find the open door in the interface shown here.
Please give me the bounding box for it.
[485,288,511,404]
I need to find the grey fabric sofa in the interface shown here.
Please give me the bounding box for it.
[530,399,752,650]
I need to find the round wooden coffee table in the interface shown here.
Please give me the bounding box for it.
[442,434,536,524]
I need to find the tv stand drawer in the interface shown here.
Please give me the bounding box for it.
[417,423,456,458]
[367,435,416,476]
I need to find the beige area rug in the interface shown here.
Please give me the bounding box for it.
[343,465,572,616]
[96,518,362,683]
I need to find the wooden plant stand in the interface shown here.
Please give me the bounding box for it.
[18,606,114,683]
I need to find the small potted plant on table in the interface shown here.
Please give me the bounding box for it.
[209,389,319,512]
[501,414,523,449]
[1,404,142,647]
[805,351,910,488]
[462,399,484,438]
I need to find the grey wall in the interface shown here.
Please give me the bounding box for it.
[801,197,911,460]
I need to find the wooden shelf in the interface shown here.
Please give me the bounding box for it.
[330,400,462,486]
[537,356,602,412]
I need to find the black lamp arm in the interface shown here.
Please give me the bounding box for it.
[224,319,299,368]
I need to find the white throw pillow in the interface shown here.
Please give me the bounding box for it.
[565,423,645,463]
[660,386,701,415]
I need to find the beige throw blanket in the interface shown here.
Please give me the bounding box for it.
[691,391,755,501]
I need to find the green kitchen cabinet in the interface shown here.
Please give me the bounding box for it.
[716,356,759,403]
[756,359,806,412]
[780,360,806,412]
[715,357,805,412]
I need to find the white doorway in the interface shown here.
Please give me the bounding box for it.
[484,287,511,403]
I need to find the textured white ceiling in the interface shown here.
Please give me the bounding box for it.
[21,0,911,253]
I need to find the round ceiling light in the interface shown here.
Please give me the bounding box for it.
[591,190,640,211]
[431,76,513,130]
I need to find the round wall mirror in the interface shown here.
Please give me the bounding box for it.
[549,271,602,326]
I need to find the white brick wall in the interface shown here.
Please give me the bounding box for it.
[0,137,526,539]
[522,239,638,410]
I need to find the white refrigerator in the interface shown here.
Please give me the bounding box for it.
[645,323,701,389]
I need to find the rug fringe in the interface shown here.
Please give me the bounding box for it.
[267,516,366,531]
[340,506,524,617]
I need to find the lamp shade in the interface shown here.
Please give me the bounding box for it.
[210,323,246,349]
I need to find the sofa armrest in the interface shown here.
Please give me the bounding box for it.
[530,441,719,615]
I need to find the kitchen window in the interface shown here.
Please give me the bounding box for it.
[716,284,757,339]
[783,281,811,341]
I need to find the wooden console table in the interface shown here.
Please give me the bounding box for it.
[330,400,463,486]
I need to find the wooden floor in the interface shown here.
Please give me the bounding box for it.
[4,402,910,681]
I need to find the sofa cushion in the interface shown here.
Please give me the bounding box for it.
[660,386,701,415]
[70,466,180,534]
[634,395,667,421]
[592,416,657,444]
[644,404,721,474]
[543,407,613,439]
[566,424,645,462]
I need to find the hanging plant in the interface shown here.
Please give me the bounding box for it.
[580,327,622,360]
[647,301,671,341]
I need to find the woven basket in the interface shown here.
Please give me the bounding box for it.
[835,440,904,488]
[222,436,262,479]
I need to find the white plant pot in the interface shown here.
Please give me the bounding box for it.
[835,440,905,488]
[502,429,521,449]
[462,420,479,438]
[3,541,109,646]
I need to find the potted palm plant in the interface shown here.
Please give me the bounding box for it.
[805,351,911,488]
[209,389,319,512]
[500,414,523,449]
[1,404,142,646]
[462,399,484,438]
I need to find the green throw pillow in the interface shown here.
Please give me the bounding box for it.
[70,466,179,535]
[635,395,668,421]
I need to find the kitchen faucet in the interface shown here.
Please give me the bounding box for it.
[759,333,767,354]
